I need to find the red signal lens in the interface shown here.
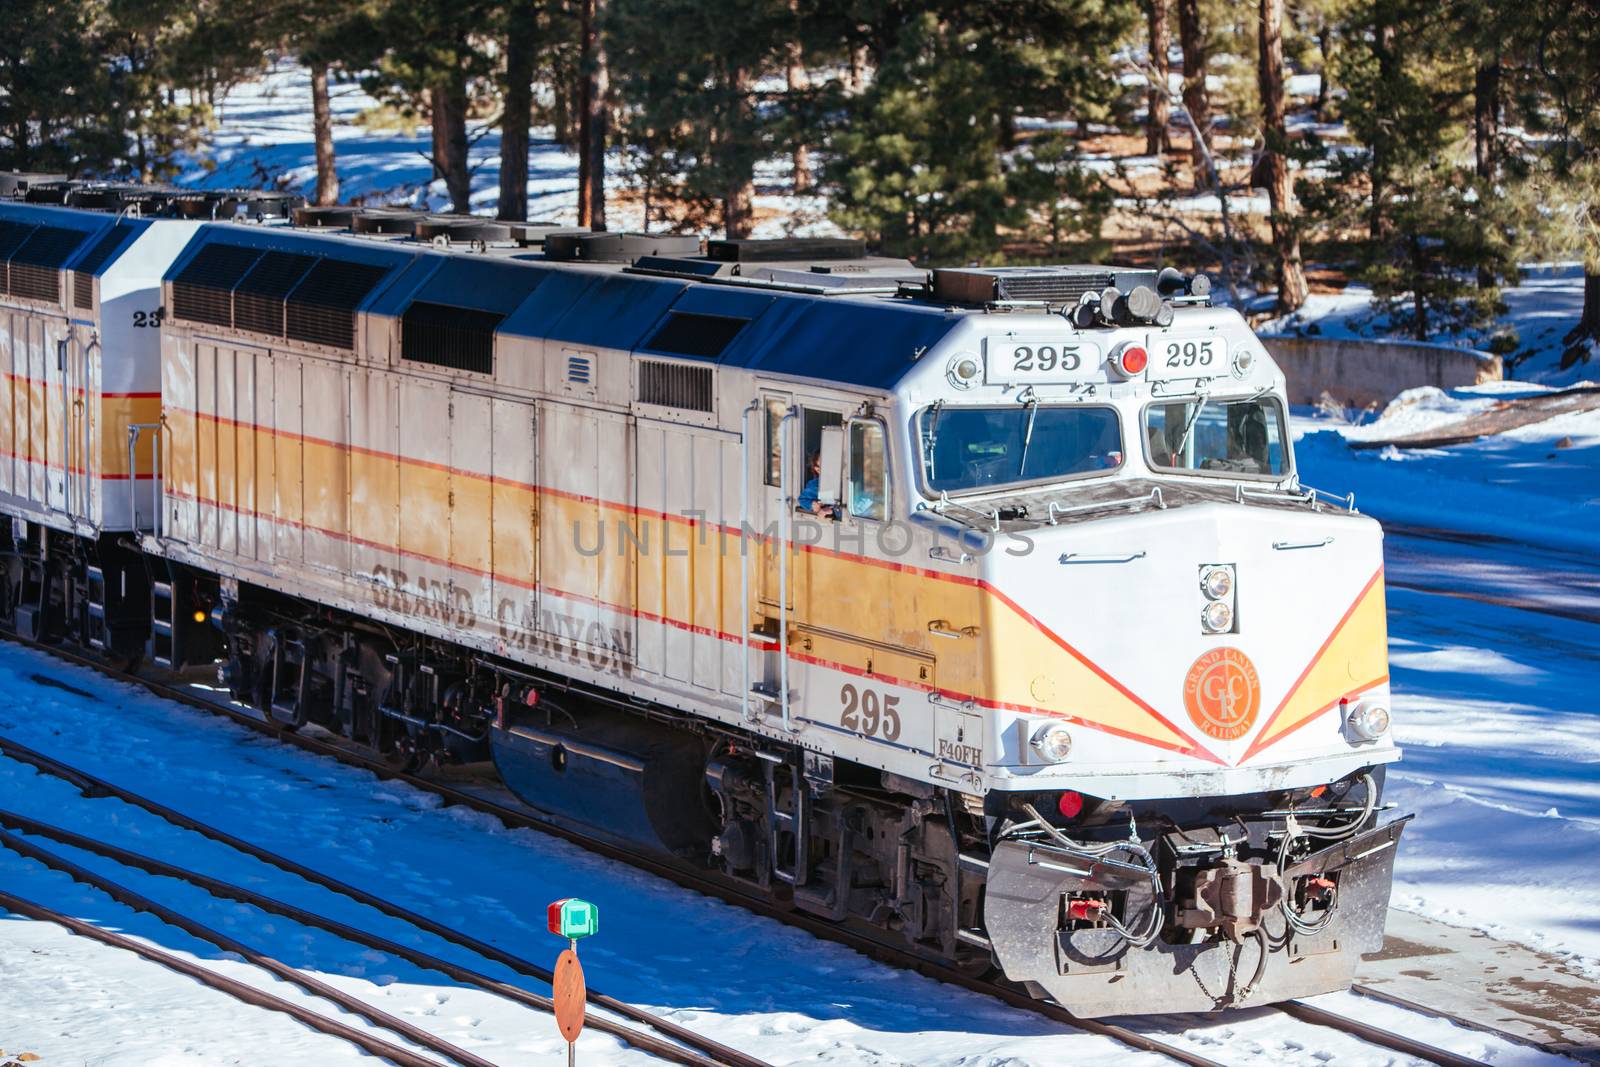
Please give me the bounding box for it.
[1058,790,1084,819]
[1118,345,1149,375]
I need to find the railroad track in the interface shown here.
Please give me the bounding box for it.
[0,633,1547,1067]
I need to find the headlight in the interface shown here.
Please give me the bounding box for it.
[1201,599,1234,634]
[1030,723,1074,762]
[1347,701,1391,741]
[1231,347,1256,379]
[947,353,981,389]
[1200,565,1234,600]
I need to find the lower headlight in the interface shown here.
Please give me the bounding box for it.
[1031,722,1074,762]
[1201,599,1234,633]
[1347,702,1391,741]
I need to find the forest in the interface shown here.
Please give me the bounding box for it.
[3,0,1598,364]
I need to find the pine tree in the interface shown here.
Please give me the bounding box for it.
[1256,0,1306,310]
[607,0,790,237]
[821,0,1134,263]
[1145,0,1172,155]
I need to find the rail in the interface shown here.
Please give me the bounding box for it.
[0,810,738,1067]
[0,732,769,1067]
[1,633,1543,1067]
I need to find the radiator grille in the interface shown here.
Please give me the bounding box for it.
[8,264,60,302]
[6,224,85,303]
[638,360,714,412]
[233,251,317,337]
[0,221,34,293]
[73,222,138,276]
[644,311,748,359]
[73,271,94,310]
[172,242,263,327]
[994,272,1114,303]
[566,354,592,385]
[400,301,501,375]
[285,258,389,350]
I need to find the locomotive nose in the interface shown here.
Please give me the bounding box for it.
[992,498,1389,771]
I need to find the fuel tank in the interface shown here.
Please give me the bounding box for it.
[490,703,715,860]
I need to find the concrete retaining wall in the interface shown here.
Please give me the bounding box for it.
[1259,334,1503,409]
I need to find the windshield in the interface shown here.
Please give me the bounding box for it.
[917,405,1123,494]
[1145,396,1289,477]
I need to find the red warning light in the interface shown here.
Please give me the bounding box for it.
[1058,790,1084,819]
[1113,344,1149,376]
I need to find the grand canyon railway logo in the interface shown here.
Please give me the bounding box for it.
[1183,647,1262,741]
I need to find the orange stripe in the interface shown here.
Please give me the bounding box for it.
[1239,567,1384,762]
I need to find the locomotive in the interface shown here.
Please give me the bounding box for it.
[0,175,1406,1016]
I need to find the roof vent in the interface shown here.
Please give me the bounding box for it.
[0,173,66,198]
[412,216,514,245]
[643,311,748,359]
[351,209,427,235]
[544,232,701,263]
[293,205,358,229]
[706,237,865,263]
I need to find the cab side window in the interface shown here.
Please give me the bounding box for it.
[848,419,888,521]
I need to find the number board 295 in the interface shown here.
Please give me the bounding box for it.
[1147,334,1230,380]
[985,337,1103,385]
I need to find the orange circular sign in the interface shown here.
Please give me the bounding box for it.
[553,948,586,1043]
[1183,648,1262,741]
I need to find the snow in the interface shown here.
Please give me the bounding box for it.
[181,58,839,238]
[1,628,1576,1065]
[5,52,1593,1067]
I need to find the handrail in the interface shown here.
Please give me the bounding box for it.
[127,422,162,536]
[777,408,799,731]
[1046,486,1165,525]
[738,399,760,722]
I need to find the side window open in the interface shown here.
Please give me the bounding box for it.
[848,419,889,521]
[764,397,787,486]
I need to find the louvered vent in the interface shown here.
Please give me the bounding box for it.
[234,251,317,337]
[638,360,713,412]
[7,225,84,303]
[172,242,262,327]
[285,258,389,350]
[566,354,592,385]
[400,301,501,374]
[644,312,748,359]
[0,221,35,293]
[70,222,138,310]
[73,222,137,275]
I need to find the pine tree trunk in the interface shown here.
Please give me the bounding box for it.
[1145,0,1171,155]
[1474,56,1500,288]
[576,0,608,229]
[310,62,339,207]
[428,89,446,183]
[1315,23,1332,120]
[1257,0,1306,311]
[846,43,868,94]
[497,3,536,221]
[1562,272,1600,367]
[1176,0,1211,182]
[724,64,755,240]
[1410,236,1428,341]
[1369,19,1396,241]
[787,0,812,193]
[434,78,471,214]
